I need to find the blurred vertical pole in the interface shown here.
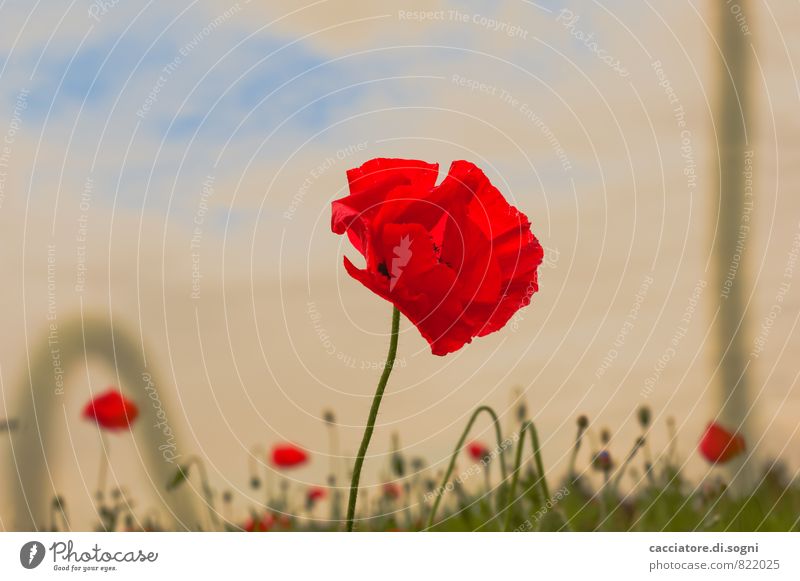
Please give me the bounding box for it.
[712,0,756,490]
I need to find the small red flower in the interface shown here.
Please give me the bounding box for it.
[271,443,309,468]
[82,388,138,431]
[466,441,489,461]
[699,422,746,464]
[332,158,543,356]
[307,486,326,504]
[243,512,275,532]
[382,482,401,500]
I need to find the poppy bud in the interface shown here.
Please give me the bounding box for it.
[323,410,336,425]
[222,490,233,504]
[391,454,406,478]
[577,415,589,430]
[601,429,611,445]
[638,406,652,429]
[516,401,528,423]
[390,432,406,477]
[250,477,261,489]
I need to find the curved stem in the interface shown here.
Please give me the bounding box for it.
[327,423,342,481]
[502,422,531,531]
[426,405,507,530]
[528,423,550,503]
[502,421,562,532]
[345,306,400,532]
[247,443,273,507]
[186,455,222,531]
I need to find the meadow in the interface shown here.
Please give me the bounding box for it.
[48,395,795,533]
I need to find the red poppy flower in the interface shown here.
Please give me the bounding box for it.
[466,441,489,461]
[271,443,309,468]
[82,389,138,431]
[307,486,326,503]
[243,512,275,532]
[699,422,746,463]
[332,158,543,356]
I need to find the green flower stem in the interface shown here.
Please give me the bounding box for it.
[502,422,539,531]
[611,437,645,491]
[528,422,550,503]
[502,421,564,532]
[480,468,492,519]
[426,405,508,530]
[184,455,222,531]
[567,424,586,479]
[345,306,401,532]
[502,421,532,531]
[96,431,109,500]
[248,443,274,507]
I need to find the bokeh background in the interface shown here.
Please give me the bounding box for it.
[0,0,799,530]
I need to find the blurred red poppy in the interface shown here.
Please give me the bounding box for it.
[271,443,308,468]
[466,441,489,461]
[307,486,326,503]
[82,389,138,431]
[382,482,401,500]
[243,512,275,532]
[699,422,746,463]
[332,158,543,356]
[592,450,613,473]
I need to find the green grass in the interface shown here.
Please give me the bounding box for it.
[73,411,800,532]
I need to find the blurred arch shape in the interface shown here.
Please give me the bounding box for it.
[5,315,201,530]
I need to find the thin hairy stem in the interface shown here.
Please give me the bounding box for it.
[345,306,401,532]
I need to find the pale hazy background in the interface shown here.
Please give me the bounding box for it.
[1,0,799,529]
